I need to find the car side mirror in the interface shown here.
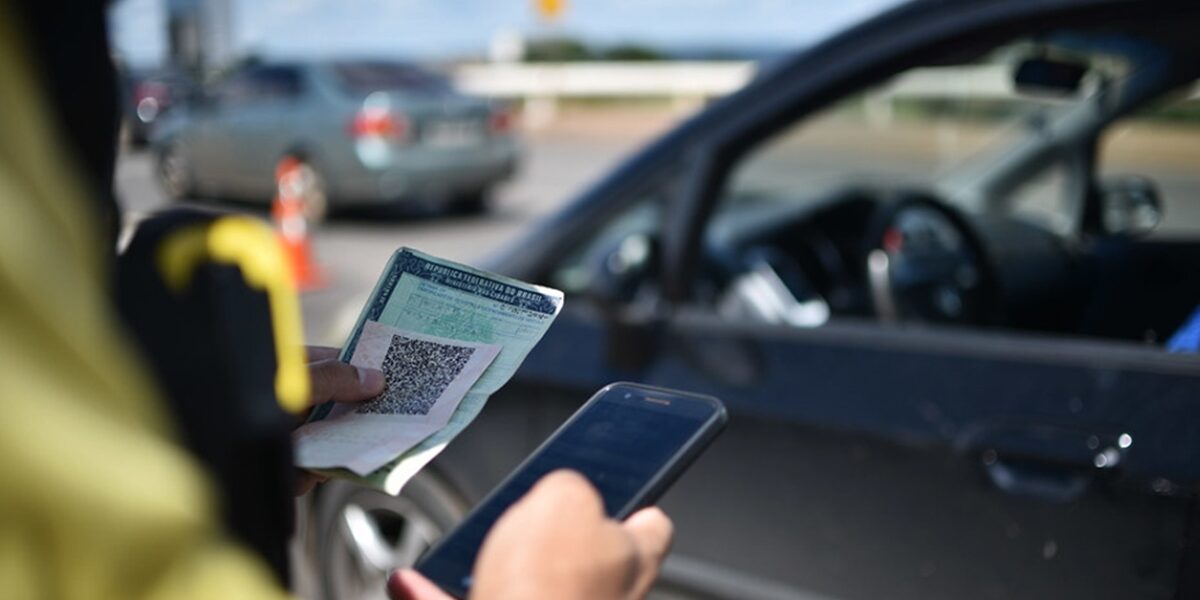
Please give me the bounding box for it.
[586,233,657,308]
[1014,57,1087,96]
[1099,175,1163,237]
[584,233,664,371]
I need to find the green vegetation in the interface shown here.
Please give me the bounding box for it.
[523,36,667,62]
[600,44,666,61]
[524,37,592,62]
[1132,90,1200,123]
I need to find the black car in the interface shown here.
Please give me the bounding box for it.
[307,1,1200,598]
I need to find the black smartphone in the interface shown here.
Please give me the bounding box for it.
[415,382,728,598]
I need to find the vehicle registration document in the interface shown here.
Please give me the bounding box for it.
[294,248,564,494]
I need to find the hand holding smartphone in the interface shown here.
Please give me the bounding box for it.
[415,382,728,598]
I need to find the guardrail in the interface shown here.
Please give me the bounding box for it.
[454,61,756,99]
[450,62,1022,107]
[453,62,1200,127]
[452,62,756,127]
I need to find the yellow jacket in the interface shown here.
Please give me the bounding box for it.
[0,3,287,598]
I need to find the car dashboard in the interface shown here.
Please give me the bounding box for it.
[705,187,1200,347]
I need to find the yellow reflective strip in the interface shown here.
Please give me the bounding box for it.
[155,217,310,414]
[157,225,210,294]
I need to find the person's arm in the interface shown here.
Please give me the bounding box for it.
[388,470,673,600]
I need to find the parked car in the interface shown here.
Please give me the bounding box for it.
[306,1,1200,599]
[152,59,519,219]
[123,67,198,148]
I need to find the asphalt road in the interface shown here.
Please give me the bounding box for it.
[115,126,654,346]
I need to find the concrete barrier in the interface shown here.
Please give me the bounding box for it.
[452,62,1200,127]
[452,62,755,127]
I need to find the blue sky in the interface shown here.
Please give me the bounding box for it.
[109,0,903,67]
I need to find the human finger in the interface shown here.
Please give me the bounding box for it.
[294,470,328,496]
[308,358,384,406]
[519,469,604,515]
[622,506,674,598]
[387,569,455,600]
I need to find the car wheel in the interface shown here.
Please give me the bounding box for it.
[157,139,194,200]
[280,158,330,224]
[449,189,489,215]
[315,473,467,600]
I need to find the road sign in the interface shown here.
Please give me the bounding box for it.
[535,0,566,21]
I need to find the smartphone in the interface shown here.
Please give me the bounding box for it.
[415,382,728,598]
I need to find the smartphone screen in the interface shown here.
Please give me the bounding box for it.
[416,382,726,598]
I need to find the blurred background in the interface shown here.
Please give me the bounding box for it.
[106,0,900,344]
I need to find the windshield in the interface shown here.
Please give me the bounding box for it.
[331,61,452,95]
[719,33,1167,235]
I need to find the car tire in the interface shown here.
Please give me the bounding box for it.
[314,472,468,600]
[157,139,194,200]
[279,158,330,224]
[449,189,490,215]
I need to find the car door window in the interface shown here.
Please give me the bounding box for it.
[697,35,1187,344]
[722,62,1065,220]
[542,32,1194,349]
[215,65,304,108]
[708,48,1074,325]
[251,66,305,103]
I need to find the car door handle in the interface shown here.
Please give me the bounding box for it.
[957,420,1133,503]
[981,454,1091,503]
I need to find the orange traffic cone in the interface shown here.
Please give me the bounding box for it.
[273,157,326,291]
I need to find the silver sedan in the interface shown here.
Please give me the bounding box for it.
[153,59,520,219]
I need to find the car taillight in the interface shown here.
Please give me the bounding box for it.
[349,108,409,141]
[488,108,513,134]
[135,81,170,104]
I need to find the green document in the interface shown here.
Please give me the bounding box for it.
[296,248,563,494]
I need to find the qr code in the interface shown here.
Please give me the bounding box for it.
[357,334,476,416]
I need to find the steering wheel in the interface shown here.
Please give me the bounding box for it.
[863,192,1001,326]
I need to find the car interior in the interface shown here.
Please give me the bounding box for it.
[551,25,1200,350]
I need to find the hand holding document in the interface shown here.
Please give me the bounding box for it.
[296,320,500,475]
[294,248,563,493]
